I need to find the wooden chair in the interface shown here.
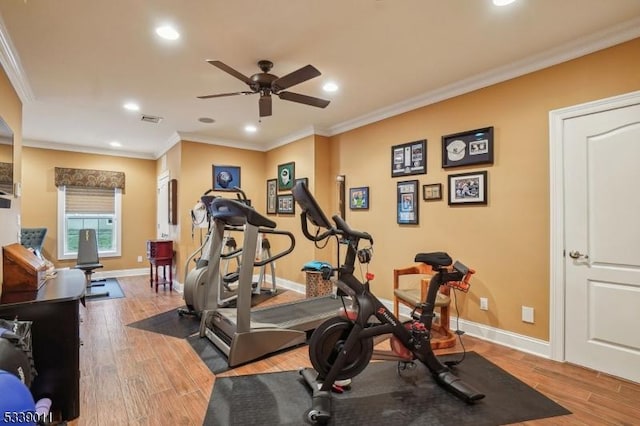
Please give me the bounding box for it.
[393,263,456,349]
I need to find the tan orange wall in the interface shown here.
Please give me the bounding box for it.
[170,140,266,281]
[21,147,157,271]
[0,64,22,288]
[0,144,11,162]
[265,136,317,284]
[329,37,640,340]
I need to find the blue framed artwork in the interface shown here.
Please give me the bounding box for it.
[397,180,419,224]
[213,165,241,191]
[349,186,369,210]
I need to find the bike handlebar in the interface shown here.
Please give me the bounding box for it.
[332,215,374,244]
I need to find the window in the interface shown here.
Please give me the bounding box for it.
[57,186,122,259]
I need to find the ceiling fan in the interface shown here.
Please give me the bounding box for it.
[198,60,330,117]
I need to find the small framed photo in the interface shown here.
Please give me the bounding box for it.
[397,180,419,224]
[391,140,427,178]
[277,162,295,191]
[442,127,494,168]
[422,183,442,201]
[266,179,277,214]
[349,187,370,210]
[295,177,309,188]
[212,165,240,191]
[277,194,296,215]
[448,171,488,205]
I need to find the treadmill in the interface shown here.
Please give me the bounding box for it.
[199,197,343,367]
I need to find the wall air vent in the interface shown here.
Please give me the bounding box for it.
[141,114,163,124]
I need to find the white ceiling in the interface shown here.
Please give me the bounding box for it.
[1,0,639,159]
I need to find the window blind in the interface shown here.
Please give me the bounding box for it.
[65,187,115,214]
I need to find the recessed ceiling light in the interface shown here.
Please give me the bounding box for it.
[244,125,257,133]
[155,25,180,40]
[323,82,339,92]
[493,0,516,6]
[198,117,215,124]
[123,102,140,111]
[109,141,122,147]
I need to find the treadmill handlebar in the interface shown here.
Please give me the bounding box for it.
[253,228,296,267]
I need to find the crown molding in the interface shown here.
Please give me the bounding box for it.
[0,13,34,102]
[328,16,640,137]
[23,138,156,160]
[176,131,265,152]
[264,125,331,151]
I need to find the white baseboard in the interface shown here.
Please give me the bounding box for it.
[101,270,550,358]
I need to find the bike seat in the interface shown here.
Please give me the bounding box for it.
[414,252,452,268]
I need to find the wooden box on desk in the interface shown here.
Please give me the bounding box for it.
[2,243,47,292]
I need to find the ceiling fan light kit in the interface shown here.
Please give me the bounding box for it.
[198,59,330,117]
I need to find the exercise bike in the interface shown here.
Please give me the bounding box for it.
[291,181,485,424]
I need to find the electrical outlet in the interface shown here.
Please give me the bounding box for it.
[480,297,488,311]
[137,255,143,262]
[522,306,535,323]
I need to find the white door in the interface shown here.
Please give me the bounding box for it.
[157,171,170,239]
[563,100,640,383]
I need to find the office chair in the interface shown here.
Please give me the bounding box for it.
[393,263,456,349]
[74,229,109,298]
[20,227,47,254]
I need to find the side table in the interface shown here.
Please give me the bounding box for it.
[146,240,173,292]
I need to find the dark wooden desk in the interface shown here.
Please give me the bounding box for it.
[146,240,173,292]
[0,268,85,422]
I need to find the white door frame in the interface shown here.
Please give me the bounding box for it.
[549,89,640,362]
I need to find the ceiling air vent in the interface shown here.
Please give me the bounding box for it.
[141,114,163,124]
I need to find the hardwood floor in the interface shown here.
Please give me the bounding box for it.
[69,275,640,425]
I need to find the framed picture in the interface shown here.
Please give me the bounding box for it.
[391,140,427,177]
[397,180,419,224]
[349,186,369,210]
[295,177,309,188]
[442,126,494,168]
[448,171,488,205]
[277,194,295,214]
[277,162,295,191]
[422,183,442,201]
[212,165,240,191]
[266,179,277,214]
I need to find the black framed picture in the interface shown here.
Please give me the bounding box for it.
[442,126,494,168]
[391,140,427,177]
[422,183,442,201]
[212,165,240,191]
[277,162,295,191]
[266,179,277,214]
[295,177,309,188]
[448,171,488,205]
[277,194,296,214]
[397,180,419,224]
[349,186,369,210]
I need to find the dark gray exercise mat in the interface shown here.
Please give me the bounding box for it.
[204,351,571,425]
[186,334,230,375]
[85,278,125,301]
[126,309,200,338]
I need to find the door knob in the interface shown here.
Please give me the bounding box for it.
[568,251,588,259]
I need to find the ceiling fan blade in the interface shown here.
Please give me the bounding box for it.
[271,65,321,92]
[207,60,253,85]
[197,91,255,99]
[278,91,330,108]
[259,94,272,117]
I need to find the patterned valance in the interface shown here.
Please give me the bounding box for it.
[0,162,12,185]
[54,167,125,189]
